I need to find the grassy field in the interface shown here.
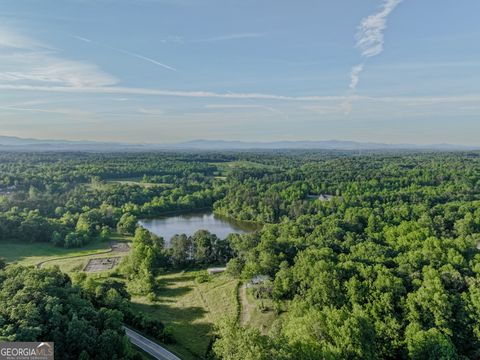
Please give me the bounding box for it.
[106,180,172,188]
[244,287,278,335]
[86,178,172,190]
[1,238,274,359]
[1,234,131,270]
[0,240,111,265]
[132,271,239,360]
[211,160,274,174]
[41,251,123,273]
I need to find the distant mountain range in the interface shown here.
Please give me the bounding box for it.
[0,135,478,152]
[169,139,480,151]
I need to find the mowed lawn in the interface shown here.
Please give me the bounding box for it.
[132,271,239,360]
[0,240,111,266]
[0,234,131,269]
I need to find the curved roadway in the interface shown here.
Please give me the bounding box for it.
[123,326,181,360]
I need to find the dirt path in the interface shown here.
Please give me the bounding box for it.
[35,242,129,269]
[36,248,113,269]
[238,284,252,326]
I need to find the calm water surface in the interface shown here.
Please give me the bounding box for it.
[139,211,259,245]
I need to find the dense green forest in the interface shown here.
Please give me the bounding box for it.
[1,150,480,359]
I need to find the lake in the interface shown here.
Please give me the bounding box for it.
[139,211,260,245]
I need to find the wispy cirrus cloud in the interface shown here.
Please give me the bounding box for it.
[0,105,89,116]
[345,0,403,113]
[0,26,118,89]
[349,0,403,91]
[355,0,403,58]
[0,83,344,101]
[138,107,165,115]
[0,52,118,87]
[2,82,480,107]
[0,25,48,49]
[72,35,177,72]
[349,64,364,90]
[71,35,92,43]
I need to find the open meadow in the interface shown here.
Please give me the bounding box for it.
[132,271,239,360]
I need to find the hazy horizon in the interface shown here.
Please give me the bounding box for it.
[1,134,479,150]
[1,0,480,145]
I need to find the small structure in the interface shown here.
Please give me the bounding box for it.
[318,194,334,202]
[247,275,273,299]
[207,267,227,275]
[247,275,271,288]
[0,185,16,195]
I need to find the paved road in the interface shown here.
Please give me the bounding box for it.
[123,326,181,360]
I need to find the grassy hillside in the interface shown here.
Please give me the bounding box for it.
[0,240,111,265]
[1,234,131,269]
[132,271,239,360]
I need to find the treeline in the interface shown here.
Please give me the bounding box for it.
[0,152,226,248]
[3,150,480,359]
[72,272,174,344]
[118,227,234,295]
[0,262,175,359]
[0,264,137,359]
[214,153,480,224]
[212,152,480,360]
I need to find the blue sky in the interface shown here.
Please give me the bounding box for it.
[0,0,480,145]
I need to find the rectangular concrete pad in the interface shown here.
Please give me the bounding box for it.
[84,256,122,272]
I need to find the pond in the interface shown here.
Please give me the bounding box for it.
[139,211,260,245]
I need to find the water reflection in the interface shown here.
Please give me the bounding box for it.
[139,211,260,246]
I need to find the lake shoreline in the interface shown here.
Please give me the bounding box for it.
[138,210,261,245]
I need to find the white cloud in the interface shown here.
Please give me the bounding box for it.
[113,47,177,71]
[72,35,92,43]
[0,27,118,89]
[0,53,118,87]
[2,81,480,108]
[0,25,46,49]
[349,63,364,90]
[138,107,165,115]
[72,35,177,72]
[345,0,403,113]
[355,0,403,58]
[0,83,346,101]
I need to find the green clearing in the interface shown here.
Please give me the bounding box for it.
[210,160,274,173]
[106,180,172,188]
[0,239,268,359]
[132,271,239,360]
[41,251,125,273]
[0,240,111,266]
[38,234,132,273]
[244,287,278,335]
[84,178,172,191]
[1,234,131,269]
